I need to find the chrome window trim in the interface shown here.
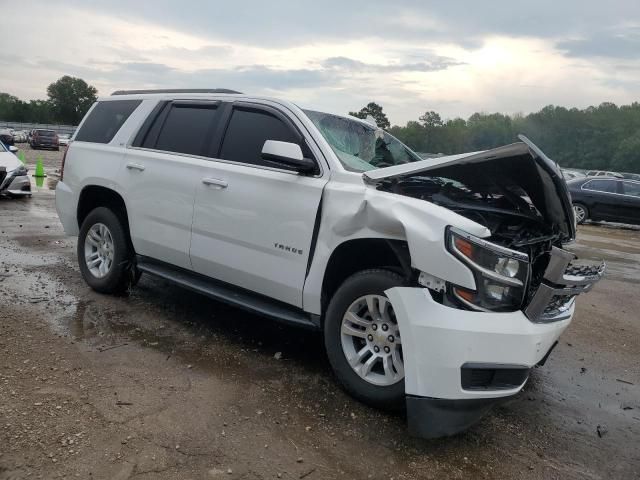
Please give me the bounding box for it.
[125,145,324,178]
[581,178,640,198]
[125,97,328,179]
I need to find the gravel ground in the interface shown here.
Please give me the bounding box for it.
[13,143,63,175]
[0,157,639,479]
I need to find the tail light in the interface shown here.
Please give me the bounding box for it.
[60,145,69,181]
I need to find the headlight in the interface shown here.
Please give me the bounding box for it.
[12,164,28,176]
[446,227,530,311]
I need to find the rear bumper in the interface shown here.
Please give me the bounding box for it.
[55,180,79,235]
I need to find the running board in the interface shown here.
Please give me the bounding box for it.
[136,257,318,330]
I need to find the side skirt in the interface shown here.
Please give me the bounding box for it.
[136,255,319,330]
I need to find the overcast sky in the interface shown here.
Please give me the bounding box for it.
[1,0,639,124]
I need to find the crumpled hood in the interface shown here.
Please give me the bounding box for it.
[0,151,22,173]
[363,135,576,242]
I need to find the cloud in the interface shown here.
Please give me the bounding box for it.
[2,0,640,125]
[557,27,640,59]
[322,55,463,73]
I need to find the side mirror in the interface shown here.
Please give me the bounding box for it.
[261,140,316,174]
[9,146,18,154]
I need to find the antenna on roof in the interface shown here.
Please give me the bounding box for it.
[111,88,242,96]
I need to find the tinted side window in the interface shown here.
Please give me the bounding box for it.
[622,181,640,197]
[220,108,299,166]
[75,100,141,143]
[154,104,220,156]
[584,179,616,193]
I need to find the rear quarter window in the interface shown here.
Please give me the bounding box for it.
[583,179,617,193]
[75,100,142,144]
[36,130,56,137]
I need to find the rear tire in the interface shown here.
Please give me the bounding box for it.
[573,202,588,224]
[324,269,406,411]
[78,207,137,294]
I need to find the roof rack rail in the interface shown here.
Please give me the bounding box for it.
[111,88,243,96]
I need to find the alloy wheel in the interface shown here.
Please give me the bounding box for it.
[340,294,404,386]
[84,223,115,278]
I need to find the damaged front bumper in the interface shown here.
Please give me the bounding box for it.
[386,248,604,439]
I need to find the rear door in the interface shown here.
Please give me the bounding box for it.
[580,179,619,220]
[620,181,640,224]
[190,101,328,307]
[119,100,223,269]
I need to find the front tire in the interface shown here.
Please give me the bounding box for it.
[573,203,588,224]
[324,269,406,410]
[78,207,136,294]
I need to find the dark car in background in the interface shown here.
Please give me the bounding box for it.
[569,177,640,225]
[30,129,59,150]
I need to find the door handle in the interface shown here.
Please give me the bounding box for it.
[126,162,145,171]
[202,177,228,188]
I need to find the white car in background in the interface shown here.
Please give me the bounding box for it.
[0,143,31,197]
[586,170,624,178]
[58,134,71,146]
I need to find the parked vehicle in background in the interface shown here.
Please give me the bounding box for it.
[561,169,586,181]
[0,129,15,146]
[30,129,59,150]
[58,134,71,146]
[569,177,640,225]
[55,90,604,438]
[621,172,640,181]
[0,142,31,197]
[13,130,28,143]
[586,170,624,178]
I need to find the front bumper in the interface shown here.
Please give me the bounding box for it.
[386,248,604,438]
[0,174,31,196]
[387,287,572,438]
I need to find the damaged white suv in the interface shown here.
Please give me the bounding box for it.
[56,89,604,438]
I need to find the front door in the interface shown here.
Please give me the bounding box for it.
[190,102,328,307]
[621,180,640,224]
[581,179,619,221]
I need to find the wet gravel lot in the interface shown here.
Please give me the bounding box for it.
[1,147,639,479]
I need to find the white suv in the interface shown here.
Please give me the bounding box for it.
[56,89,604,438]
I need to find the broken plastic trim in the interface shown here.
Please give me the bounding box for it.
[525,247,605,322]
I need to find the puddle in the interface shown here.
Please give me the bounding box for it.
[572,224,640,283]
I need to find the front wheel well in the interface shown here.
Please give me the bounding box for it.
[321,238,413,317]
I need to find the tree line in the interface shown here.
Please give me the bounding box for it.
[351,101,640,173]
[2,75,638,172]
[0,76,97,126]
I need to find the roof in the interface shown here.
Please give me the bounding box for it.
[111,88,242,96]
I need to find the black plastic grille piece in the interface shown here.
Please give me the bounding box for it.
[461,364,530,390]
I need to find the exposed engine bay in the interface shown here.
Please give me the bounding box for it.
[373,151,572,258]
[372,148,579,301]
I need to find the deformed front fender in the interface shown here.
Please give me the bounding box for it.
[302,173,490,314]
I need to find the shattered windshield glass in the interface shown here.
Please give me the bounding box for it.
[304,110,422,172]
